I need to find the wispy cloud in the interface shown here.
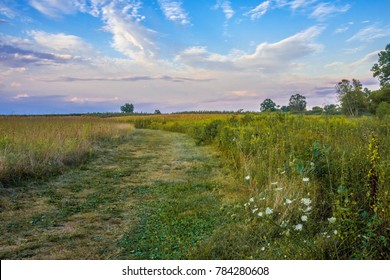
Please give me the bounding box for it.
[100,1,156,63]
[310,2,351,21]
[347,24,390,43]
[325,50,380,71]
[157,0,190,25]
[0,44,77,67]
[28,0,78,18]
[214,1,234,20]
[40,74,213,83]
[245,1,271,20]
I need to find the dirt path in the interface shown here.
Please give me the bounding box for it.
[0,129,236,259]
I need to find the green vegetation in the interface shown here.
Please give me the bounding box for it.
[122,113,390,259]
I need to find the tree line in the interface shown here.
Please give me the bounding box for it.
[260,43,390,117]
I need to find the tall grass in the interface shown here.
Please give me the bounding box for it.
[0,116,132,187]
[124,113,390,259]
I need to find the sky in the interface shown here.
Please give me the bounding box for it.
[0,0,390,114]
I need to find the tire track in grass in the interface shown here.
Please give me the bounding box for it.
[0,129,237,259]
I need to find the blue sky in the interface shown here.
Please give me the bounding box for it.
[0,0,389,114]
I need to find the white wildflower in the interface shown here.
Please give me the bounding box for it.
[294,224,303,231]
[252,208,258,213]
[301,198,312,206]
[249,197,254,203]
[232,137,236,142]
[301,215,308,222]
[327,217,336,224]
[285,199,293,205]
[271,181,278,185]
[243,203,249,207]
[280,170,286,175]
[303,206,312,212]
[334,230,338,235]
[265,207,273,215]
[303,177,310,182]
[258,212,263,217]
[261,247,265,251]
[245,175,250,181]
[274,187,283,191]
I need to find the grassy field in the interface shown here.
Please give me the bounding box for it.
[121,113,390,259]
[0,114,389,259]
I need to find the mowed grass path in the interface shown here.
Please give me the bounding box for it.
[0,129,238,259]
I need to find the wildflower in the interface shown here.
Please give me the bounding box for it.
[334,230,338,235]
[245,175,250,181]
[258,212,263,217]
[249,197,254,203]
[303,206,312,212]
[327,217,336,224]
[301,215,308,222]
[301,198,311,206]
[294,224,303,231]
[252,208,258,213]
[274,187,283,191]
[303,177,310,182]
[280,170,286,175]
[232,137,236,142]
[271,181,278,185]
[265,207,273,215]
[285,199,293,205]
[243,203,249,207]
[261,247,265,251]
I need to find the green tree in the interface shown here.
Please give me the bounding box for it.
[120,103,134,113]
[154,109,161,114]
[371,43,390,88]
[376,101,390,119]
[336,79,367,116]
[311,106,323,115]
[368,87,390,114]
[260,98,277,112]
[323,104,340,115]
[288,93,307,113]
[280,105,289,112]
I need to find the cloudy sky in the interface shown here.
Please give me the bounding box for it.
[0,0,389,114]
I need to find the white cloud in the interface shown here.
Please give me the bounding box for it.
[176,26,324,72]
[310,2,351,21]
[347,24,390,43]
[101,1,156,63]
[28,0,79,18]
[214,1,234,20]
[29,30,94,56]
[288,0,317,10]
[157,0,190,25]
[245,1,271,20]
[325,51,380,71]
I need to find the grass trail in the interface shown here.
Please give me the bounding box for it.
[0,129,238,259]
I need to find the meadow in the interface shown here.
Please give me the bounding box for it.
[121,113,390,259]
[0,116,133,188]
[0,113,389,259]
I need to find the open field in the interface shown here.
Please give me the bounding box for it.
[0,114,389,259]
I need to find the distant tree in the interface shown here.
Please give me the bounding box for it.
[280,105,289,112]
[368,87,390,114]
[371,43,390,88]
[336,79,367,116]
[154,109,161,114]
[323,104,340,115]
[311,106,323,115]
[120,103,134,113]
[260,98,277,112]
[288,93,307,113]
